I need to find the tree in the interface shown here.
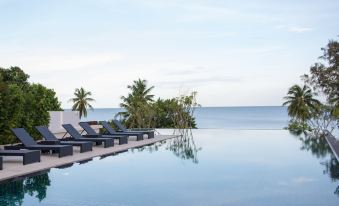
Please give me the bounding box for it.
[69,87,95,119]
[283,84,320,123]
[0,66,29,87]
[302,39,339,119]
[119,79,155,128]
[117,79,199,129]
[0,67,62,144]
[284,38,339,134]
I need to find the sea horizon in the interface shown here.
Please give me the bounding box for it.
[71,106,289,130]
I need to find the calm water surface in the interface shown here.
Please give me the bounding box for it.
[81,106,289,129]
[1,129,338,206]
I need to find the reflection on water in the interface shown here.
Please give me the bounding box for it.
[293,131,339,197]
[0,171,50,206]
[130,129,202,164]
[2,129,339,205]
[167,129,201,163]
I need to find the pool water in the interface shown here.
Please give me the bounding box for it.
[0,129,338,206]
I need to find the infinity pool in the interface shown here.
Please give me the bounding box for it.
[0,129,338,206]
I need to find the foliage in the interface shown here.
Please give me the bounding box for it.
[0,172,51,205]
[308,104,337,135]
[0,67,62,144]
[302,39,339,126]
[118,79,154,128]
[302,40,339,105]
[286,120,311,134]
[167,129,201,163]
[69,87,95,119]
[283,84,320,123]
[117,79,199,128]
[292,132,339,196]
[284,38,339,134]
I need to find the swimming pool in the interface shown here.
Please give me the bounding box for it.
[0,129,338,206]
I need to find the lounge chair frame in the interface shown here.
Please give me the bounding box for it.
[5,128,73,158]
[35,126,92,153]
[112,120,155,139]
[0,150,41,165]
[62,124,114,148]
[79,122,128,145]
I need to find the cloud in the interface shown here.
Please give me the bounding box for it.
[288,26,314,33]
[276,25,314,33]
[277,176,316,187]
[292,176,315,184]
[0,49,124,73]
[156,75,241,87]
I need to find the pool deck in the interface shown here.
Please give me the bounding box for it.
[325,132,339,161]
[0,134,177,182]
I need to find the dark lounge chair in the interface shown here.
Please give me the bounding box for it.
[62,124,114,148]
[35,126,93,153]
[101,121,144,141]
[79,122,128,145]
[5,128,73,158]
[0,149,40,166]
[112,120,155,139]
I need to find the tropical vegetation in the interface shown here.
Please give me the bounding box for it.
[0,67,62,144]
[283,38,339,135]
[116,79,199,129]
[69,87,95,119]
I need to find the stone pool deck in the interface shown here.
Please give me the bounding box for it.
[0,134,177,182]
[325,132,339,161]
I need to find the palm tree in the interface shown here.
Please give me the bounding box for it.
[283,84,321,123]
[118,79,154,127]
[69,87,95,119]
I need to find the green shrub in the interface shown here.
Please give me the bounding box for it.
[0,67,62,144]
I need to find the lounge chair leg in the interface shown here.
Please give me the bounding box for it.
[104,139,114,148]
[148,132,155,139]
[80,142,93,153]
[58,147,73,158]
[119,137,128,145]
[23,151,41,165]
[137,134,144,141]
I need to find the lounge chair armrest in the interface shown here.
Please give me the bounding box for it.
[83,134,102,138]
[38,140,60,145]
[63,137,75,141]
[4,144,24,150]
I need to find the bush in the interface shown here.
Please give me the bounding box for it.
[0,67,62,144]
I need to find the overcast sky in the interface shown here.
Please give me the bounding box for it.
[0,0,338,108]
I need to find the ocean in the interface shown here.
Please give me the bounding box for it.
[81,106,289,130]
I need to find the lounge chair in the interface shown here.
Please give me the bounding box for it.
[112,120,155,139]
[101,121,144,141]
[62,124,114,148]
[35,126,93,153]
[79,122,128,145]
[0,149,40,166]
[5,128,73,158]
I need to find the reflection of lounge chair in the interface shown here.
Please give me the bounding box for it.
[5,128,73,158]
[79,122,128,145]
[112,120,154,139]
[62,124,114,148]
[35,126,93,153]
[101,121,144,141]
[0,149,40,168]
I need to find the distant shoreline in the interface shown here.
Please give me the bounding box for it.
[63,106,287,110]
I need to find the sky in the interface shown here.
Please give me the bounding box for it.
[0,0,338,108]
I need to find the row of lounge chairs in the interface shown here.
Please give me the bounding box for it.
[0,121,155,170]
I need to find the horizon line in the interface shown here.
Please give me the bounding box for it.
[63,105,286,110]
